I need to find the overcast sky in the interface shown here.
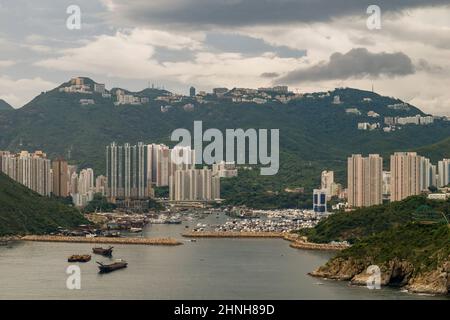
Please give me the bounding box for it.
[0,0,450,115]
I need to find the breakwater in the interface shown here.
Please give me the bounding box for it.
[21,235,183,246]
[182,231,348,251]
[289,241,349,251]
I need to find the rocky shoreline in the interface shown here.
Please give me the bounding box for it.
[309,257,450,296]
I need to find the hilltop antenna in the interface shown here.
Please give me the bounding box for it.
[372,83,374,93]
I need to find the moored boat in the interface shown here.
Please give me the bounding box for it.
[97,259,128,273]
[68,254,91,262]
[92,246,113,256]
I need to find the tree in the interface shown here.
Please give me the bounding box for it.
[83,193,116,213]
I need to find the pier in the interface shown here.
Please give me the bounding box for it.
[21,235,183,246]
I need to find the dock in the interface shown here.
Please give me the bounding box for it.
[21,235,183,246]
[182,231,285,238]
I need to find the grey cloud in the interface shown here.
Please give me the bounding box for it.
[105,0,450,27]
[261,72,280,78]
[416,59,444,73]
[205,33,306,58]
[153,47,197,63]
[277,48,415,84]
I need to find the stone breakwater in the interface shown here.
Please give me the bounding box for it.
[182,231,349,251]
[289,241,350,251]
[21,235,183,246]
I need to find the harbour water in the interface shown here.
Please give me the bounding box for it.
[0,213,446,300]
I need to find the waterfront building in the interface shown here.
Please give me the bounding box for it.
[313,189,327,213]
[347,154,383,207]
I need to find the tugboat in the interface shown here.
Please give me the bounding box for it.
[97,259,128,273]
[92,246,113,257]
[68,254,91,262]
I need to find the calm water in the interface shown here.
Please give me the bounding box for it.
[0,214,446,300]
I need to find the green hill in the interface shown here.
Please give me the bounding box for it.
[1,78,450,208]
[311,222,450,295]
[0,173,88,236]
[0,99,13,111]
[299,195,450,243]
[415,137,450,163]
[304,196,450,295]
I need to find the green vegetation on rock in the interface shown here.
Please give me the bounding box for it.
[300,195,450,243]
[0,173,88,236]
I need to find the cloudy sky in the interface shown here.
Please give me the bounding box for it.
[0,0,450,115]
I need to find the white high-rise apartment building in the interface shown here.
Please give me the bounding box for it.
[107,142,150,201]
[0,150,52,196]
[72,168,95,207]
[107,142,180,201]
[95,175,107,196]
[438,159,450,187]
[320,170,334,199]
[390,152,434,202]
[169,167,220,201]
[347,154,383,208]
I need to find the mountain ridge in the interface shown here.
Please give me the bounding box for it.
[0,99,13,111]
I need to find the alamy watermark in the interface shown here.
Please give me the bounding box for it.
[366,5,381,30]
[66,265,81,290]
[66,5,81,30]
[171,121,279,175]
[366,265,381,290]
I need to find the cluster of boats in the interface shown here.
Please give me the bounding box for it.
[67,246,128,273]
[214,217,318,233]
[148,213,182,224]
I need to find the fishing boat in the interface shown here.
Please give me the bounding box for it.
[129,227,143,233]
[97,259,128,273]
[68,254,91,262]
[92,246,113,256]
